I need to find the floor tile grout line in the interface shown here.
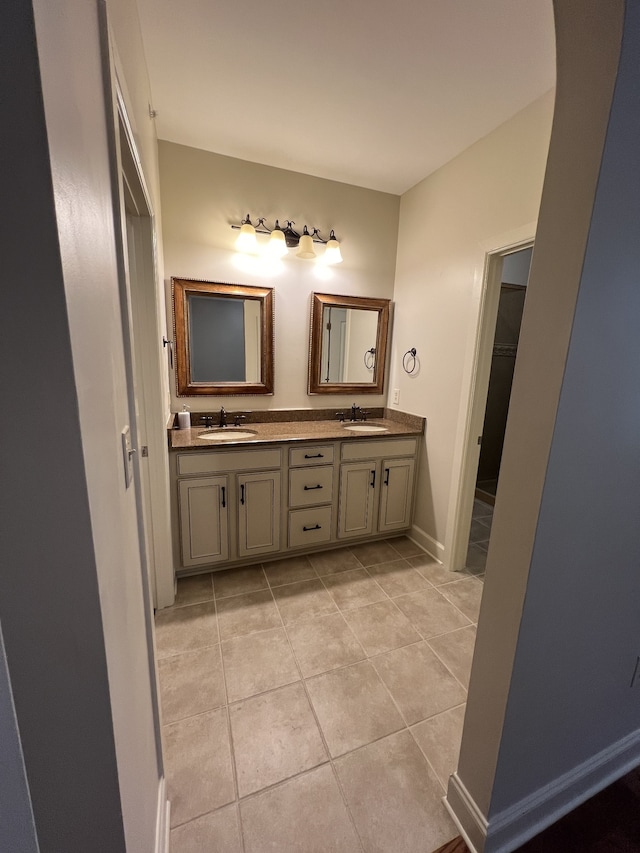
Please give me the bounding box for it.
[270,580,369,852]
[156,639,220,662]
[432,582,480,626]
[406,724,449,796]
[211,583,243,812]
[316,563,391,611]
[394,582,476,631]
[425,632,476,693]
[163,558,477,847]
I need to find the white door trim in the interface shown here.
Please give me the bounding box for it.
[113,77,175,611]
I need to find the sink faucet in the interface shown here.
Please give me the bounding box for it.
[350,403,360,422]
[219,407,227,428]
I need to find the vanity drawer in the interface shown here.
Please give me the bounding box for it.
[341,438,417,461]
[177,448,281,476]
[289,466,334,507]
[288,506,332,548]
[289,445,334,467]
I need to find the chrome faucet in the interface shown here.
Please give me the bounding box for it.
[350,403,360,422]
[219,407,227,428]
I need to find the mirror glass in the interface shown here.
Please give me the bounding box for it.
[320,306,379,384]
[173,278,274,395]
[308,293,391,395]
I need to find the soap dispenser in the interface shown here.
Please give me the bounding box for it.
[177,405,191,430]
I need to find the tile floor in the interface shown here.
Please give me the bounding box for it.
[155,512,492,853]
[466,498,493,575]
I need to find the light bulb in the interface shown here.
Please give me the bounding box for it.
[267,226,288,258]
[297,228,316,259]
[323,237,343,264]
[236,220,257,253]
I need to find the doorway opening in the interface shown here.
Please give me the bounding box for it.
[466,247,531,574]
[449,241,533,573]
[475,248,532,506]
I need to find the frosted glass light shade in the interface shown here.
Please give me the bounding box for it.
[236,221,257,253]
[323,238,343,264]
[267,227,288,257]
[297,233,316,259]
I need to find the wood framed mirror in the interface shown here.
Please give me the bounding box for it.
[308,293,391,395]
[172,278,274,396]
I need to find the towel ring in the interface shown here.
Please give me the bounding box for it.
[402,347,417,374]
[364,347,376,370]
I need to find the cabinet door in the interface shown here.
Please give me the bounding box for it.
[338,461,376,539]
[238,471,281,558]
[179,476,229,567]
[378,458,415,533]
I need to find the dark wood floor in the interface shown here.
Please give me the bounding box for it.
[433,766,640,853]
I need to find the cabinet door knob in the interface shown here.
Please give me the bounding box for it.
[303,524,321,531]
[305,453,324,459]
[221,486,226,508]
[240,483,245,505]
[303,484,323,491]
[384,468,390,486]
[370,469,376,488]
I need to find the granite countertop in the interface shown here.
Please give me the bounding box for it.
[169,416,423,450]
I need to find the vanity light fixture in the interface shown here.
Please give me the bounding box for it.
[231,215,342,264]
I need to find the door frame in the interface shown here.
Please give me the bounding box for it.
[111,79,175,611]
[448,237,534,572]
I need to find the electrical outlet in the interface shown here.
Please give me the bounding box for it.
[392,388,400,405]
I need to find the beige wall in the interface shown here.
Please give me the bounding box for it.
[392,91,554,563]
[158,141,400,413]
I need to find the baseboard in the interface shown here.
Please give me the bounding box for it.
[445,773,487,853]
[409,524,445,563]
[484,728,640,852]
[155,776,171,853]
[446,730,640,853]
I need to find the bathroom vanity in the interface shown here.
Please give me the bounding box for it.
[168,414,423,576]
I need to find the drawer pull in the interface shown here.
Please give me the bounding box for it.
[303,524,322,531]
[240,483,245,505]
[384,468,390,486]
[304,453,324,459]
[303,484,323,491]
[221,486,226,508]
[370,469,376,488]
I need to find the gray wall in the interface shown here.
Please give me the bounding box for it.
[0,624,39,853]
[501,247,532,286]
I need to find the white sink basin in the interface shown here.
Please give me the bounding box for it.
[199,429,257,441]
[343,424,388,433]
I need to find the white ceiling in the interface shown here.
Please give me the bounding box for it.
[135,0,555,195]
